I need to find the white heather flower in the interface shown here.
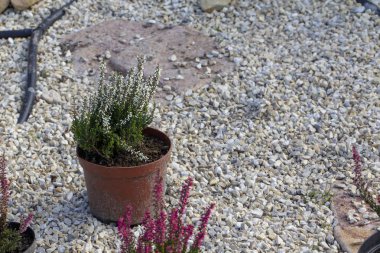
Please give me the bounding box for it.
[73,57,161,161]
[123,144,149,162]
[102,115,111,132]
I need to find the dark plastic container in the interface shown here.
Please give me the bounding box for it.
[359,231,380,253]
[7,222,36,253]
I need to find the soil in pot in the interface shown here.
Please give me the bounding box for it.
[1,222,36,253]
[78,135,170,167]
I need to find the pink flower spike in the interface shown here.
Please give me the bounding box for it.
[179,177,193,217]
[154,210,167,247]
[191,203,215,251]
[352,146,365,191]
[19,213,33,233]
[144,244,152,253]
[118,205,134,252]
[153,172,164,214]
[165,245,174,253]
[0,156,9,231]
[136,237,144,253]
[117,217,128,253]
[141,211,155,242]
[168,208,179,242]
[352,146,361,164]
[181,224,194,252]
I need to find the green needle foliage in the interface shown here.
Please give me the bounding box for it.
[71,57,160,164]
[0,228,21,253]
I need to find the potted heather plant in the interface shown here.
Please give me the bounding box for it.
[351,147,380,253]
[117,174,215,252]
[0,156,35,253]
[71,57,172,223]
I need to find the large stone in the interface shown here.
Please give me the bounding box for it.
[61,20,232,102]
[11,0,40,10]
[41,90,62,104]
[332,182,380,253]
[200,0,232,12]
[0,0,10,13]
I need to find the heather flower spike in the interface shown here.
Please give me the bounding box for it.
[191,203,216,251]
[118,205,134,252]
[351,146,380,217]
[181,224,194,252]
[179,177,193,217]
[153,172,164,214]
[168,208,179,242]
[154,210,167,247]
[0,155,9,231]
[141,212,155,242]
[353,146,363,187]
[118,176,215,253]
[19,213,34,233]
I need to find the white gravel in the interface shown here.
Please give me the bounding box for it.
[0,0,379,252]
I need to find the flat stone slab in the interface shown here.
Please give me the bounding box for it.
[61,20,232,101]
[332,182,380,253]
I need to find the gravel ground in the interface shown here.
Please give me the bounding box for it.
[0,0,379,252]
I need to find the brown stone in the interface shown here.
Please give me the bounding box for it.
[11,0,40,10]
[332,182,380,253]
[0,0,10,13]
[61,20,232,101]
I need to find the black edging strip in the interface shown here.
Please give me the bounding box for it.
[17,7,68,124]
[0,0,77,124]
[356,0,380,15]
[0,29,33,38]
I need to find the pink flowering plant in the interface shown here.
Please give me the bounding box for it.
[352,146,380,216]
[0,156,33,252]
[118,175,215,253]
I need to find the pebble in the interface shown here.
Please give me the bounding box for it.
[233,57,243,65]
[11,0,39,10]
[200,0,232,12]
[165,94,174,101]
[252,208,264,218]
[41,90,62,104]
[168,54,177,62]
[352,6,366,13]
[105,50,111,59]
[275,235,285,246]
[58,246,65,253]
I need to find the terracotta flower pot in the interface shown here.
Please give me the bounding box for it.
[6,222,36,253]
[77,127,172,224]
[358,231,380,253]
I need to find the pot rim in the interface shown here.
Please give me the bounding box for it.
[7,221,35,237]
[76,127,172,170]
